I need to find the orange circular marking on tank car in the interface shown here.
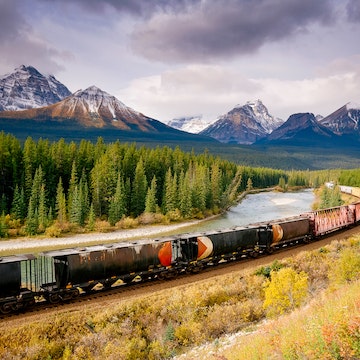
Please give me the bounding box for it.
[158,242,172,266]
[272,224,284,244]
[197,236,213,260]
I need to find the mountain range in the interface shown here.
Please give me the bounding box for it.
[0,65,360,148]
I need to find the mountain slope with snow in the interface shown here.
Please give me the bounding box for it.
[166,115,212,134]
[199,100,283,144]
[319,102,360,136]
[0,65,71,111]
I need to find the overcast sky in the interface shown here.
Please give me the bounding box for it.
[1,0,360,123]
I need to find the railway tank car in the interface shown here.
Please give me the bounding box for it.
[40,238,176,302]
[1,186,360,314]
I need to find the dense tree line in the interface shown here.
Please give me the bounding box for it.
[338,169,360,187]
[0,132,289,236]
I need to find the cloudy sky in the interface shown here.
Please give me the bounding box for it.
[1,0,360,123]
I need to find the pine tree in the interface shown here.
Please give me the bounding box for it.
[108,174,126,226]
[179,170,192,218]
[79,172,90,226]
[162,168,177,214]
[25,166,46,234]
[25,197,38,235]
[145,176,158,213]
[67,161,78,219]
[131,158,148,217]
[11,185,26,221]
[87,202,95,230]
[38,184,48,232]
[69,185,82,225]
[55,177,67,225]
[192,164,207,212]
[209,163,222,209]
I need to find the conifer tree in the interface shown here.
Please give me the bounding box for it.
[11,185,26,220]
[67,161,78,219]
[25,166,46,234]
[209,163,222,209]
[145,176,158,213]
[79,172,90,226]
[38,184,48,232]
[69,185,81,225]
[131,158,148,217]
[25,197,38,235]
[163,168,177,214]
[108,174,126,226]
[192,164,207,212]
[88,202,95,230]
[55,177,67,225]
[179,170,192,217]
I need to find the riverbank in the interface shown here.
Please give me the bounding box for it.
[0,219,208,252]
[0,187,314,253]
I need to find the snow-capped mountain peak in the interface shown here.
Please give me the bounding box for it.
[199,100,283,144]
[243,99,283,133]
[0,65,71,111]
[70,86,131,119]
[319,102,360,135]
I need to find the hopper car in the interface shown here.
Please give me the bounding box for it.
[1,192,360,314]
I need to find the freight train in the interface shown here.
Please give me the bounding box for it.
[1,196,360,314]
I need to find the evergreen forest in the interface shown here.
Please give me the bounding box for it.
[0,132,293,237]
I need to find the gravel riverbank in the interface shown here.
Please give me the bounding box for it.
[0,220,203,252]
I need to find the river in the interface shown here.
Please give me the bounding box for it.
[0,189,315,253]
[182,189,315,233]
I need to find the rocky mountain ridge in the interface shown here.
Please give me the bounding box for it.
[0,65,71,111]
[199,100,283,144]
[319,102,360,136]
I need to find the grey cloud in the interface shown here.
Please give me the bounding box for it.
[42,0,198,18]
[0,0,30,43]
[346,0,360,22]
[0,1,68,74]
[130,0,336,63]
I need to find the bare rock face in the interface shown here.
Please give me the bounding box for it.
[319,102,360,135]
[0,65,71,111]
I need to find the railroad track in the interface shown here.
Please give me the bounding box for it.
[2,226,357,324]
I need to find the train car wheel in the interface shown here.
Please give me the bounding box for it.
[71,289,80,299]
[0,303,13,314]
[49,293,61,304]
[266,247,274,254]
[157,272,166,280]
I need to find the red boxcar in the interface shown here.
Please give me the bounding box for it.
[309,205,355,237]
